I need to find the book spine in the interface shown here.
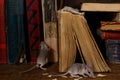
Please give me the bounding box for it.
[25,0,41,64]
[102,31,120,40]
[0,0,7,64]
[6,0,25,64]
[106,39,120,63]
[101,21,120,26]
[63,0,120,4]
[41,0,58,63]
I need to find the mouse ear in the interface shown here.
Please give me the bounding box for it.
[81,64,87,70]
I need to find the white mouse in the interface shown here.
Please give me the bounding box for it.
[61,6,84,15]
[19,41,49,73]
[53,63,95,78]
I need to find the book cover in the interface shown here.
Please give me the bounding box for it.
[106,39,120,63]
[57,11,76,72]
[81,3,120,12]
[6,0,25,64]
[76,0,120,3]
[41,0,58,63]
[57,10,111,72]
[58,0,120,10]
[0,0,7,64]
[97,29,120,40]
[25,0,41,64]
[100,21,120,31]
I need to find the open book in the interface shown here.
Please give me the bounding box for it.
[57,9,111,72]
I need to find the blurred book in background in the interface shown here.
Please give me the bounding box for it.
[0,0,7,64]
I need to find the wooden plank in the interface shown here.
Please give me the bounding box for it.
[81,3,120,12]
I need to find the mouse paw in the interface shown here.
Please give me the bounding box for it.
[41,67,47,70]
[82,74,88,77]
[70,74,79,78]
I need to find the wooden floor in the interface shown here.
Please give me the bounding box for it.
[0,63,120,80]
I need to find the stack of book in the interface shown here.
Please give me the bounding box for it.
[99,20,120,64]
[57,10,111,72]
[100,21,120,40]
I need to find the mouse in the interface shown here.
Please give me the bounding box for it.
[19,41,49,73]
[61,6,84,15]
[53,63,95,78]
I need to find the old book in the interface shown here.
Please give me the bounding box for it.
[100,31,120,40]
[106,39,120,64]
[57,0,120,9]
[41,0,58,63]
[63,0,120,3]
[6,0,25,64]
[100,21,120,31]
[113,12,120,22]
[0,0,7,64]
[25,0,41,64]
[57,10,111,72]
[81,3,120,12]
[57,11,76,72]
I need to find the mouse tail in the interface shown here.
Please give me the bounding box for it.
[53,72,68,77]
[19,66,36,74]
